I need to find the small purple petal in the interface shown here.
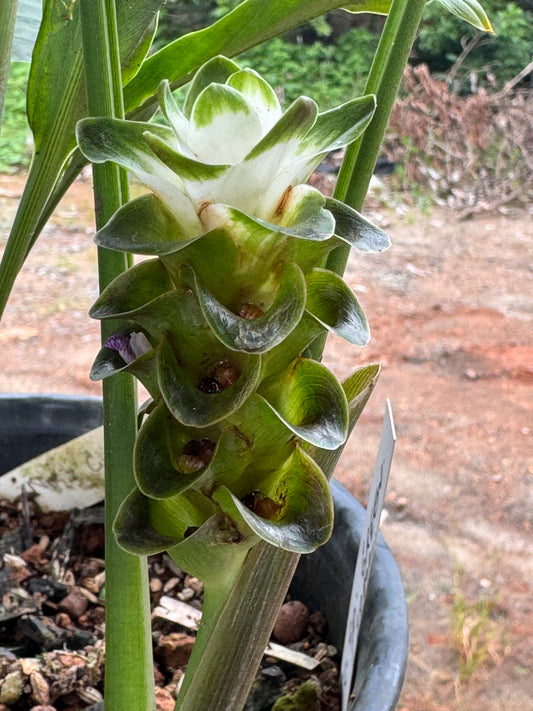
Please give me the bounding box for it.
[105,331,152,365]
[105,333,136,364]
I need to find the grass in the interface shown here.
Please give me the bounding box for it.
[451,571,504,682]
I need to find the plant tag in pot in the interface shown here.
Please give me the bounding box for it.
[341,400,396,711]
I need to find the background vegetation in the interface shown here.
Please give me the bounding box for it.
[2,1,532,214]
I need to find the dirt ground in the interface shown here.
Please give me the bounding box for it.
[1,172,532,711]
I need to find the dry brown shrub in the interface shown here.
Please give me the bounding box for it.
[383,65,533,216]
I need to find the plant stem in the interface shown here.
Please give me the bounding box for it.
[176,542,300,711]
[305,0,425,362]
[79,1,154,710]
[328,0,426,276]
[0,0,18,131]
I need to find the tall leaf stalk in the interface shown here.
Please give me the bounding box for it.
[78,1,154,709]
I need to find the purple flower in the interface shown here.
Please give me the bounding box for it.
[105,331,152,365]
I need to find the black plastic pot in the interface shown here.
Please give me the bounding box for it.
[0,395,408,711]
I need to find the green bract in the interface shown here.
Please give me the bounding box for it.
[77,55,387,565]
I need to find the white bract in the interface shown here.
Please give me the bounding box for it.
[77,57,376,245]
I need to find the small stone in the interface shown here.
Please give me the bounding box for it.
[184,576,203,596]
[150,578,163,593]
[0,671,23,705]
[53,610,72,631]
[177,588,195,602]
[155,686,175,711]
[30,671,50,705]
[309,610,326,635]
[273,601,310,645]
[58,588,89,619]
[464,368,479,380]
[163,577,179,593]
[22,543,47,565]
[155,633,195,670]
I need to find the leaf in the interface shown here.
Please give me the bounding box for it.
[326,197,391,252]
[94,193,202,256]
[436,0,493,33]
[307,364,381,479]
[12,0,42,62]
[28,0,162,153]
[157,333,262,427]
[183,262,307,354]
[0,0,162,318]
[134,403,219,499]
[259,357,348,450]
[305,268,370,346]
[124,0,392,116]
[343,363,381,426]
[297,94,376,158]
[90,259,173,320]
[342,1,391,13]
[114,487,214,555]
[221,445,334,553]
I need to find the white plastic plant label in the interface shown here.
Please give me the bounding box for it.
[341,399,396,711]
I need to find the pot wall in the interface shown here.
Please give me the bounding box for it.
[0,395,408,711]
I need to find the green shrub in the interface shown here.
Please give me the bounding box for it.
[417,0,533,91]
[239,27,379,109]
[0,62,30,172]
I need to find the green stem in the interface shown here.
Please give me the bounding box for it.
[176,542,300,711]
[79,2,154,710]
[328,0,426,275]
[0,0,18,131]
[305,0,425,362]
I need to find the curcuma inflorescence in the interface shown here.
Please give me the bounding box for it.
[76,56,389,573]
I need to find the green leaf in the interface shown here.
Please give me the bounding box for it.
[307,363,381,479]
[114,487,216,555]
[90,259,173,320]
[326,197,391,252]
[342,1,391,13]
[436,0,493,33]
[343,363,381,425]
[297,94,376,158]
[134,403,220,499]
[221,445,334,553]
[94,193,202,256]
[157,333,262,427]
[124,0,391,117]
[183,262,307,354]
[259,357,348,450]
[305,268,370,346]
